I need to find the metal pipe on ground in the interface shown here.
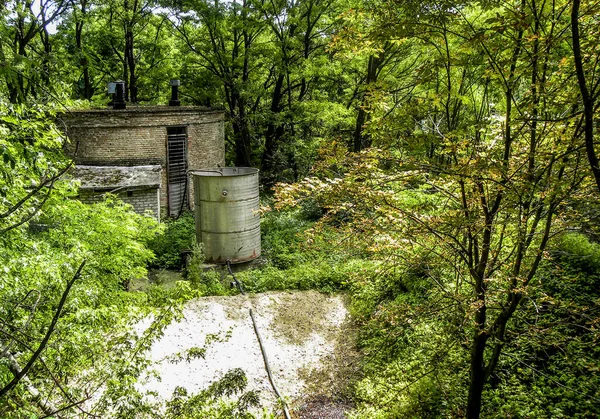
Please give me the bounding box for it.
[226,260,291,419]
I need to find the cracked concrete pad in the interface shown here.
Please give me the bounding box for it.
[139,290,357,416]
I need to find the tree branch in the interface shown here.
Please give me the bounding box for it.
[0,260,86,398]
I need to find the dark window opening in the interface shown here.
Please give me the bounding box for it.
[127,190,134,197]
[167,126,188,217]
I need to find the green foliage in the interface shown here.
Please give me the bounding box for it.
[233,206,372,294]
[147,211,196,269]
[164,369,261,419]
[553,232,600,274]
[186,244,230,296]
[260,208,314,269]
[239,259,368,293]
[479,232,600,418]
[0,102,70,237]
[144,277,203,307]
[0,191,175,418]
[40,195,159,289]
[341,252,469,418]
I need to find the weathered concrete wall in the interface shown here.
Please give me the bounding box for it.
[78,187,161,219]
[60,106,225,216]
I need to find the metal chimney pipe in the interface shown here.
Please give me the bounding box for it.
[113,81,126,110]
[169,79,181,106]
[107,82,116,108]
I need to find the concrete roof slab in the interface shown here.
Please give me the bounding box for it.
[72,165,162,190]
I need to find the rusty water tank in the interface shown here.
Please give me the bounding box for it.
[191,167,260,264]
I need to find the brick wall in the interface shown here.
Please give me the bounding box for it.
[78,187,161,219]
[60,106,225,217]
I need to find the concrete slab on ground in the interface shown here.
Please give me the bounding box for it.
[138,290,358,417]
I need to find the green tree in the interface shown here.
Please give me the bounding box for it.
[171,0,266,166]
[274,0,593,417]
[571,0,600,194]
[257,0,340,179]
[0,0,68,102]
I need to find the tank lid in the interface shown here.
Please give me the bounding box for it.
[190,167,259,177]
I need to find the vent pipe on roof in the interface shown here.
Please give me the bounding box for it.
[113,81,126,110]
[169,79,181,106]
[107,82,116,108]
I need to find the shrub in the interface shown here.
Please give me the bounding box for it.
[186,244,229,296]
[238,258,373,293]
[552,232,600,273]
[260,208,313,269]
[147,212,196,269]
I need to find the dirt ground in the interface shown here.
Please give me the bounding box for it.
[138,290,360,418]
[296,396,356,419]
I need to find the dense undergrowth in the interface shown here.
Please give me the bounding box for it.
[147,212,196,270]
[341,231,600,418]
[141,194,600,418]
[229,204,600,418]
[237,205,371,293]
[5,186,596,418]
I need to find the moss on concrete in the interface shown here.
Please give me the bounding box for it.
[269,290,336,345]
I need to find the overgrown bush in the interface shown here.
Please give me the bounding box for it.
[260,208,313,269]
[238,258,372,293]
[226,205,366,293]
[186,244,229,296]
[147,212,196,269]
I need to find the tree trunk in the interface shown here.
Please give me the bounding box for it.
[124,28,137,102]
[232,119,252,167]
[353,106,369,152]
[571,0,600,193]
[75,0,92,100]
[233,7,253,168]
[39,27,52,87]
[126,29,137,103]
[122,41,129,102]
[353,53,384,152]
[466,322,487,419]
[261,73,285,178]
[230,86,252,167]
[7,39,29,103]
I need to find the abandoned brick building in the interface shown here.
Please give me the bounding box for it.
[61,105,225,219]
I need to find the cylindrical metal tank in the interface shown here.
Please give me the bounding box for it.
[191,167,260,264]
